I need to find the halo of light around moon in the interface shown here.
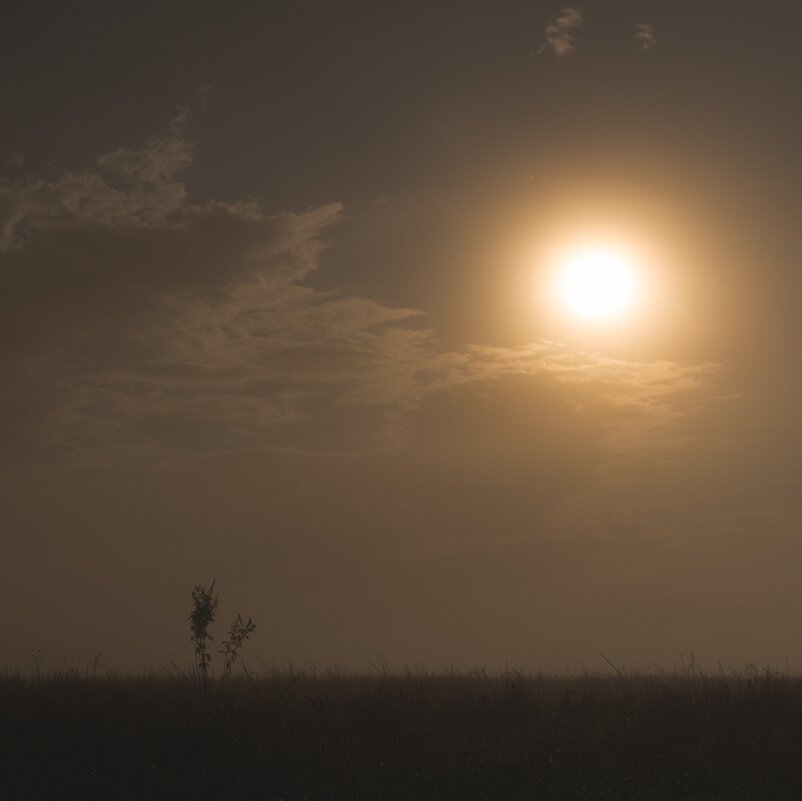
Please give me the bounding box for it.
[554,245,639,321]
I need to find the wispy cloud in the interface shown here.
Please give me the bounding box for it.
[0,109,719,469]
[0,101,242,251]
[635,23,657,51]
[541,6,583,58]
[0,112,191,250]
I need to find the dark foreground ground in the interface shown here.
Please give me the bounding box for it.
[2,667,802,800]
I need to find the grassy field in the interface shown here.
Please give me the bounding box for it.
[2,666,801,800]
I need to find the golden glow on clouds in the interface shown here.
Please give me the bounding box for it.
[553,244,639,322]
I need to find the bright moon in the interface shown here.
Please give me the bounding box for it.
[554,245,639,321]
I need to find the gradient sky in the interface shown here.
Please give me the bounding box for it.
[2,0,801,673]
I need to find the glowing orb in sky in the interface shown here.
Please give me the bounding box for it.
[554,245,639,321]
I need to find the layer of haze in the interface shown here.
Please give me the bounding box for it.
[1,0,800,673]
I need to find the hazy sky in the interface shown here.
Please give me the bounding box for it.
[2,0,801,673]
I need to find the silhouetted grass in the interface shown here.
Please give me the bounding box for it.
[3,665,802,799]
